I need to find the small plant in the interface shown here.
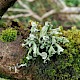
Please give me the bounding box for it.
[0,28,17,42]
[22,21,69,63]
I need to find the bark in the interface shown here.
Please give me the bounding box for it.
[0,0,16,19]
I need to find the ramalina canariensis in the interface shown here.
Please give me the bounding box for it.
[22,21,69,63]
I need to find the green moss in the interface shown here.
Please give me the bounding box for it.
[63,26,80,44]
[0,28,17,42]
[64,0,80,7]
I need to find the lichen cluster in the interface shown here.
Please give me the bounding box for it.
[22,21,69,63]
[22,26,80,80]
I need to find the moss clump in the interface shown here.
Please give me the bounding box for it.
[0,28,17,42]
[23,26,80,80]
[63,26,80,45]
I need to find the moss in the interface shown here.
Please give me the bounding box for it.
[0,28,17,42]
[63,26,80,45]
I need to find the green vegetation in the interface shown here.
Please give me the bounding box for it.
[65,0,80,7]
[22,21,69,63]
[0,20,80,80]
[21,25,80,80]
[0,0,80,80]
[0,28,17,42]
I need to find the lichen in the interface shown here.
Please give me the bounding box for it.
[22,26,80,80]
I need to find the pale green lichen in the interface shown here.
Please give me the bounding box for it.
[22,21,69,63]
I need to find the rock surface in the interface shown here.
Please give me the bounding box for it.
[0,28,31,80]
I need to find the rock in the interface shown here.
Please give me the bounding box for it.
[0,34,31,80]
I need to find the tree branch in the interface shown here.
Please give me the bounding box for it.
[0,0,16,18]
[17,0,42,21]
[2,14,31,19]
[2,0,80,22]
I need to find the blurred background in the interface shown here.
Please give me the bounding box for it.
[1,0,80,28]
